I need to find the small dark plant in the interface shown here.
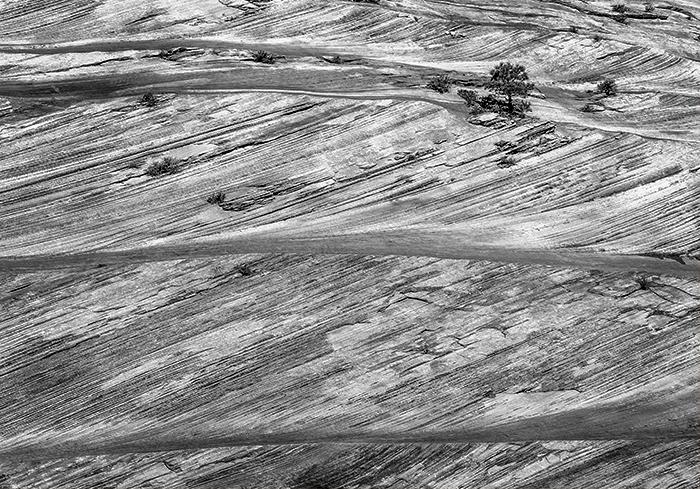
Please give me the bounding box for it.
[611,3,628,13]
[495,140,516,151]
[511,98,531,117]
[139,92,158,107]
[634,274,651,290]
[235,263,254,277]
[206,191,226,205]
[593,34,603,42]
[426,74,452,93]
[478,94,502,112]
[581,103,599,112]
[597,78,617,96]
[457,89,478,105]
[569,25,578,33]
[645,3,655,12]
[327,55,343,64]
[252,50,275,64]
[612,14,628,23]
[497,155,516,168]
[145,156,180,176]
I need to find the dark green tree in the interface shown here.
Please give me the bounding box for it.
[487,62,535,114]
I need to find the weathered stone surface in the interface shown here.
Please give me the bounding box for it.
[0,0,698,487]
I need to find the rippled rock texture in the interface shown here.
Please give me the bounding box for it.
[0,0,699,487]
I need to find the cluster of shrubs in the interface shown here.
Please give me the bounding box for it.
[426,61,617,120]
[457,89,531,117]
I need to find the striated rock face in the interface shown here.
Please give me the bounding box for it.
[0,0,699,487]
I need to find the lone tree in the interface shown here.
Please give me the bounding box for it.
[487,62,535,114]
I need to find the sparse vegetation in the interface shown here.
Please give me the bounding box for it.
[645,3,655,12]
[139,92,158,107]
[569,25,578,33]
[581,103,599,112]
[145,156,180,176]
[252,50,275,64]
[206,191,226,205]
[327,55,343,64]
[497,155,516,168]
[593,34,603,42]
[597,78,617,96]
[611,3,628,13]
[426,74,452,93]
[487,62,535,115]
[613,13,628,23]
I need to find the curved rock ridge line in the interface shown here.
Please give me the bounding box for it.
[0,39,366,57]
[0,441,697,489]
[1,230,698,277]
[1,380,697,460]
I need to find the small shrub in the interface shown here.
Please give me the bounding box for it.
[511,99,532,117]
[495,140,516,151]
[581,103,599,112]
[145,156,180,176]
[611,3,628,13]
[593,34,603,42]
[426,74,452,93]
[612,13,628,23]
[235,264,253,276]
[206,191,226,205]
[327,55,343,64]
[457,89,478,105]
[497,155,516,168]
[252,50,275,64]
[126,160,142,169]
[569,25,578,33]
[139,92,157,107]
[597,78,617,96]
[158,47,188,60]
[645,3,655,12]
